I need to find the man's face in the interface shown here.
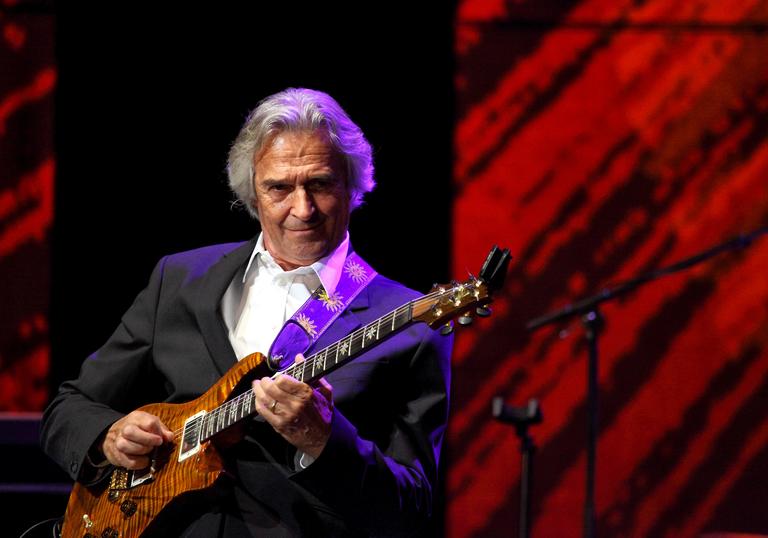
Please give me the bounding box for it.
[252,130,350,270]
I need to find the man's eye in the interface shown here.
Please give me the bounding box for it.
[269,184,291,192]
[308,180,335,192]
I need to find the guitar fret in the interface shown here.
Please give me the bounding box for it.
[352,332,361,354]
[201,416,209,439]
[243,393,251,417]
[207,412,215,436]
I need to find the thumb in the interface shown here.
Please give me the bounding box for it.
[316,377,334,403]
[149,418,174,442]
[161,425,174,442]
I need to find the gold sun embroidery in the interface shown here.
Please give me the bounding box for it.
[318,289,344,312]
[344,260,368,283]
[296,313,318,337]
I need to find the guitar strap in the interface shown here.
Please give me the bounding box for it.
[267,251,377,370]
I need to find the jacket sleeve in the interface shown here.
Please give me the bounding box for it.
[290,324,452,537]
[40,257,168,482]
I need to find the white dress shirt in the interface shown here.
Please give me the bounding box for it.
[221,232,350,361]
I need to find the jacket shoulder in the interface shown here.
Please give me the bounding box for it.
[162,240,252,273]
[369,274,421,298]
[363,274,423,314]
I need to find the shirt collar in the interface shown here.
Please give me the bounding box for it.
[242,232,350,295]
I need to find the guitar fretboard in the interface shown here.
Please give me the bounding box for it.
[197,300,415,441]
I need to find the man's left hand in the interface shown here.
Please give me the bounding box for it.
[252,355,333,459]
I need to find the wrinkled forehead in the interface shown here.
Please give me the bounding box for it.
[253,129,348,182]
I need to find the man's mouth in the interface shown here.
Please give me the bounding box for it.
[286,223,322,233]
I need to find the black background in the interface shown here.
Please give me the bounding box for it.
[52,4,455,385]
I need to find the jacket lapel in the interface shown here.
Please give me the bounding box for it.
[194,238,257,376]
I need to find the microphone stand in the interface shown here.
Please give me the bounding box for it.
[493,398,543,538]
[525,226,768,538]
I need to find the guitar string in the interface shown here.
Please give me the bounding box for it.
[169,285,470,440]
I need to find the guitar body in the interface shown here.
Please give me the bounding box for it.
[61,351,268,538]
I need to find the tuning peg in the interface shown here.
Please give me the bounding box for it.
[458,313,473,325]
[440,321,454,335]
[476,306,492,317]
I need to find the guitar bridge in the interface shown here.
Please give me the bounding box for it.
[108,461,155,497]
[129,467,154,488]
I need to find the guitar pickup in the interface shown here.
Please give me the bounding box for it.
[178,410,207,462]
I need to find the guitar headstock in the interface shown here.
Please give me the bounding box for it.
[412,246,512,333]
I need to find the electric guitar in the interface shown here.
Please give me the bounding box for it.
[60,246,511,538]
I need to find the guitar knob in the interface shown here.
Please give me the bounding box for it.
[120,499,138,517]
[101,528,119,538]
[458,314,473,326]
[82,514,94,529]
[476,306,491,317]
[440,321,454,335]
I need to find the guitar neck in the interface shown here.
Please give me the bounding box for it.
[197,299,416,442]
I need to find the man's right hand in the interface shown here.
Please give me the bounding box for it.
[100,410,174,469]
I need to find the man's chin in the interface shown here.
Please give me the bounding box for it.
[281,243,330,268]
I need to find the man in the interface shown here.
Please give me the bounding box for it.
[41,88,452,537]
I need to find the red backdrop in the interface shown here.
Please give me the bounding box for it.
[0,1,55,411]
[449,1,768,536]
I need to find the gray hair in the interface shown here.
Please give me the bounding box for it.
[227,88,375,218]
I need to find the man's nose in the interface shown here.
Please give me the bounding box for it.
[291,188,316,220]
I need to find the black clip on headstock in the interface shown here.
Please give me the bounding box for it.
[479,245,512,292]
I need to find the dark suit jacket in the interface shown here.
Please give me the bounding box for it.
[41,238,452,537]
